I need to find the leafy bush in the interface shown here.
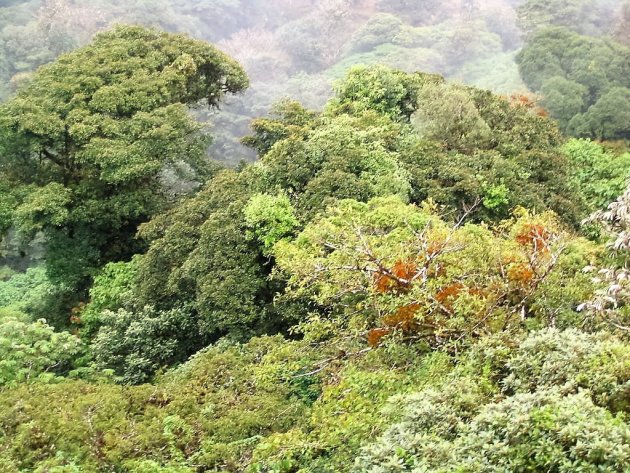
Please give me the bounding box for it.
[0,336,310,472]
[503,328,630,412]
[357,329,630,472]
[91,305,199,384]
[0,310,82,387]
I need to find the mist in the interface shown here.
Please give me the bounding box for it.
[0,0,626,163]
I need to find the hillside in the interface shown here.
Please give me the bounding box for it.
[1,0,627,165]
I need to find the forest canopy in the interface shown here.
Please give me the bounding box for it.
[0,2,629,472]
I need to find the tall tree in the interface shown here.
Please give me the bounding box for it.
[0,25,248,289]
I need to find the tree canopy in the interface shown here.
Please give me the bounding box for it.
[0,25,248,289]
[517,27,630,140]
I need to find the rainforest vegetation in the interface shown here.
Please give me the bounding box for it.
[0,1,629,472]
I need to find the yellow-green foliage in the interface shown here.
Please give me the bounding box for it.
[0,336,312,472]
[0,309,82,387]
[274,197,594,346]
[244,193,300,253]
[250,349,453,472]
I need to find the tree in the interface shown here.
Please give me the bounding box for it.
[570,88,630,140]
[517,0,618,36]
[347,14,405,53]
[78,258,139,338]
[412,81,491,151]
[502,328,630,411]
[0,336,310,471]
[0,309,82,387]
[331,64,434,121]
[217,28,289,81]
[244,67,582,224]
[375,0,450,26]
[517,26,630,140]
[135,169,279,341]
[404,81,581,224]
[91,305,198,384]
[540,76,587,132]
[273,196,583,347]
[275,0,355,73]
[249,109,413,216]
[563,139,630,211]
[0,25,248,290]
[358,388,630,471]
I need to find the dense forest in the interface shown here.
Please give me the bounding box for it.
[0,1,629,472]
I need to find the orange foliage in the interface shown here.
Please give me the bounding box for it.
[434,283,490,312]
[435,283,465,310]
[393,260,418,280]
[382,303,421,331]
[511,94,534,106]
[374,273,395,293]
[509,93,548,117]
[435,283,464,302]
[427,241,445,255]
[507,263,535,283]
[69,302,85,325]
[369,303,422,347]
[515,224,552,253]
[374,259,418,294]
[367,328,391,347]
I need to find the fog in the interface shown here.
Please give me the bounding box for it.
[0,0,625,163]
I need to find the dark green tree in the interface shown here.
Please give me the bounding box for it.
[243,66,582,224]
[517,27,630,140]
[569,88,630,140]
[135,169,279,341]
[0,25,248,290]
[540,76,587,131]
